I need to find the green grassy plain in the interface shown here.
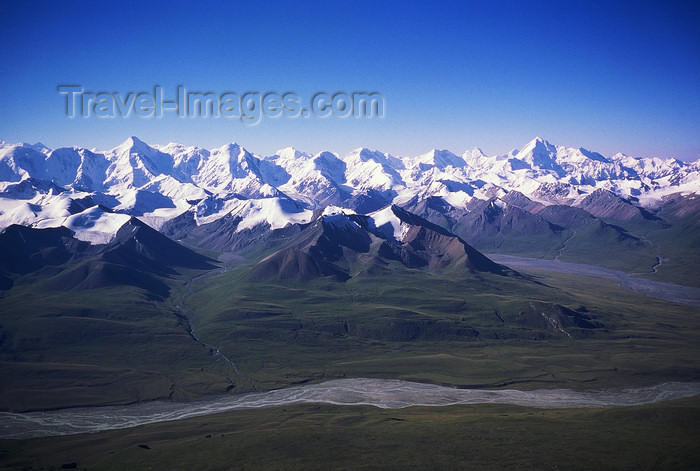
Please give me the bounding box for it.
[1,245,699,469]
[0,266,236,411]
[2,250,698,413]
[187,260,700,393]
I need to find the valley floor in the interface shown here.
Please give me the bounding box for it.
[486,254,700,306]
[1,396,698,470]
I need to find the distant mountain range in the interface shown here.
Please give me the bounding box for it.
[1,136,699,285]
[2,136,699,412]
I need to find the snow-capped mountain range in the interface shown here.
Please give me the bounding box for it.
[0,136,698,245]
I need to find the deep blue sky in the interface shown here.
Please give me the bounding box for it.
[1,0,698,160]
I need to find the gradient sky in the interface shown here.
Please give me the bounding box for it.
[0,0,698,160]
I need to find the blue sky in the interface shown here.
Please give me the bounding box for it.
[0,0,698,160]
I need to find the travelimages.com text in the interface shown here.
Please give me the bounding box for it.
[57,86,384,124]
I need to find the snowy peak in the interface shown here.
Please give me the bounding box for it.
[346,147,404,170]
[120,135,143,148]
[275,146,310,162]
[0,143,47,182]
[344,148,404,191]
[414,149,466,170]
[110,136,168,166]
[364,204,446,242]
[348,147,382,162]
[104,136,175,188]
[577,147,610,164]
[313,151,346,184]
[462,147,487,162]
[195,196,313,233]
[367,205,409,241]
[515,137,560,171]
[28,142,51,155]
[44,147,110,189]
[31,203,132,245]
[156,143,209,183]
[213,143,259,175]
[114,136,155,156]
[0,135,697,241]
[520,136,554,154]
[193,143,274,196]
[61,205,132,244]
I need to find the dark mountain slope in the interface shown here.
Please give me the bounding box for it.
[250,249,350,282]
[451,198,564,255]
[103,218,216,274]
[0,225,93,275]
[161,208,311,254]
[250,206,509,282]
[500,190,546,213]
[536,205,656,271]
[402,196,457,231]
[576,189,657,222]
[380,205,506,273]
[0,218,215,295]
[47,259,170,296]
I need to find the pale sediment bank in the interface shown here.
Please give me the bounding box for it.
[2,378,699,440]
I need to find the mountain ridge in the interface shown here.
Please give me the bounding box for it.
[1,135,698,284]
[1,135,697,231]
